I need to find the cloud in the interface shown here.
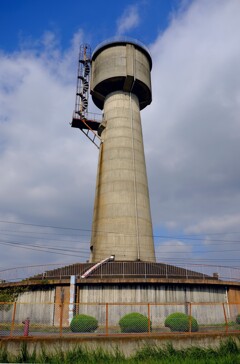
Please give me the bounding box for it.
[186,215,240,234]
[116,4,140,35]
[143,0,240,247]
[155,240,192,262]
[0,30,95,268]
[1,0,240,270]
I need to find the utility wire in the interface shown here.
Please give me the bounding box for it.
[0,231,90,244]
[2,229,240,248]
[1,245,239,263]
[0,220,91,232]
[1,220,240,238]
[0,241,89,258]
[2,237,240,255]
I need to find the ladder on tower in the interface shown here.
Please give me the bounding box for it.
[71,44,102,149]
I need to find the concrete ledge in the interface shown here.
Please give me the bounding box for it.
[2,277,240,289]
[1,332,240,357]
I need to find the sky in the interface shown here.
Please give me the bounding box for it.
[0,0,240,277]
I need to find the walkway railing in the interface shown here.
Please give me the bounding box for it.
[0,302,240,338]
[0,262,240,283]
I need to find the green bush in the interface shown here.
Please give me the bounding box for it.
[0,291,15,312]
[236,314,240,324]
[119,312,151,333]
[70,314,98,333]
[164,312,199,332]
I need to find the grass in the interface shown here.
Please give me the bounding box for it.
[0,337,240,363]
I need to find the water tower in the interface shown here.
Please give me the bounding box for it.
[71,38,156,263]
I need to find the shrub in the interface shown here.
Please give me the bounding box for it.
[164,312,199,332]
[70,314,98,333]
[0,291,15,312]
[236,314,240,324]
[119,312,151,333]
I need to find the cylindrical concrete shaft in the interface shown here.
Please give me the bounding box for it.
[90,91,155,262]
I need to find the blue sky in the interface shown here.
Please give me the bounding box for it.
[0,0,178,52]
[0,0,240,275]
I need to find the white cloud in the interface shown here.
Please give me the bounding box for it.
[143,0,240,243]
[0,31,95,268]
[1,0,240,269]
[155,240,192,262]
[116,4,140,35]
[186,215,240,234]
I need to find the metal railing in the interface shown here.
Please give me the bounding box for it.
[0,262,240,283]
[72,111,102,121]
[0,301,240,338]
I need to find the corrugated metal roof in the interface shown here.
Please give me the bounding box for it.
[33,261,217,281]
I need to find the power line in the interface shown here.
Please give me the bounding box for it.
[1,230,240,246]
[2,236,240,255]
[1,220,240,239]
[0,227,90,237]
[0,220,240,263]
[0,220,91,232]
[154,235,240,243]
[2,229,240,247]
[0,231,90,244]
[1,235,240,256]
[0,241,89,258]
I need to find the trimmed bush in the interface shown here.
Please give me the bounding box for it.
[236,314,240,324]
[164,312,199,332]
[119,312,151,333]
[70,314,98,333]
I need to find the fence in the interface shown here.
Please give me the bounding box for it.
[1,263,240,282]
[1,302,240,338]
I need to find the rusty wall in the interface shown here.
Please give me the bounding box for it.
[228,286,240,303]
[54,286,70,327]
[227,286,240,319]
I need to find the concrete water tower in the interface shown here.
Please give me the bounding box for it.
[72,38,156,263]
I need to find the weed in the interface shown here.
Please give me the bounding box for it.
[0,348,9,363]
[1,337,240,363]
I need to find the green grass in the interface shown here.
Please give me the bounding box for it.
[0,338,240,363]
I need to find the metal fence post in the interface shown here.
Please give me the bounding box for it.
[59,303,63,337]
[189,302,192,333]
[148,303,151,334]
[222,303,228,333]
[106,303,109,336]
[10,302,17,337]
